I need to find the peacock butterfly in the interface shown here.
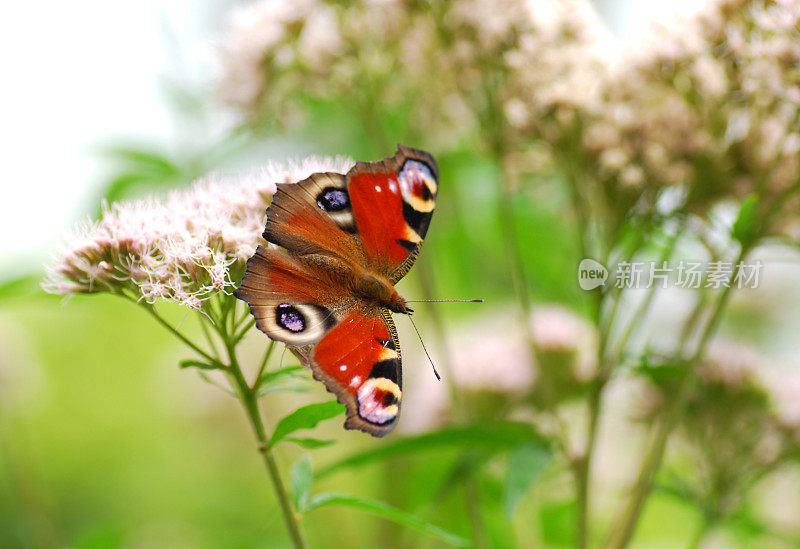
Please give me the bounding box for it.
[235,145,438,437]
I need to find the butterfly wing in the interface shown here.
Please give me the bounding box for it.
[235,246,344,346]
[235,246,402,436]
[346,144,439,282]
[299,308,402,436]
[262,171,364,263]
[237,145,437,436]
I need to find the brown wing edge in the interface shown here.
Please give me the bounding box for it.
[262,171,352,253]
[290,308,402,438]
[347,144,439,183]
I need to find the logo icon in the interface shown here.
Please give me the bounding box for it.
[578,259,608,290]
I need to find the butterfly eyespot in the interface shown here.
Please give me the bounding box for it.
[357,377,401,425]
[317,188,350,212]
[276,303,306,332]
[398,160,437,214]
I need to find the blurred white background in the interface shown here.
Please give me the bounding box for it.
[0,0,700,275]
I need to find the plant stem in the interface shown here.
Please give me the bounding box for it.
[603,246,749,549]
[126,297,221,367]
[135,295,307,548]
[227,362,308,549]
[464,476,488,549]
[217,306,308,549]
[686,516,714,549]
[582,223,684,512]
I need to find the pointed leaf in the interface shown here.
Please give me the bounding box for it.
[268,401,345,449]
[290,456,313,512]
[257,385,310,398]
[259,365,305,385]
[504,442,550,518]
[306,493,470,547]
[285,437,336,450]
[318,422,547,478]
[179,359,219,370]
[732,193,760,245]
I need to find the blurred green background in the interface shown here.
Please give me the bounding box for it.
[3,1,800,548]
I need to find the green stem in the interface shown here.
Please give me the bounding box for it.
[227,361,308,549]
[233,317,256,345]
[252,340,278,392]
[604,246,750,549]
[129,299,221,367]
[607,226,684,362]
[464,476,488,549]
[135,294,306,549]
[686,516,714,549]
[217,308,307,549]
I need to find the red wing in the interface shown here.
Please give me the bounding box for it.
[300,308,402,437]
[347,145,439,282]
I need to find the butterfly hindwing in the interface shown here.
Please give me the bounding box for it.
[299,308,402,437]
[235,246,403,436]
[234,246,344,346]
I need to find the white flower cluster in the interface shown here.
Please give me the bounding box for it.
[218,0,798,222]
[43,157,353,309]
[217,0,609,149]
[585,0,800,215]
[218,0,433,124]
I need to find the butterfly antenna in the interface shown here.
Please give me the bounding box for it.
[407,314,441,381]
[405,298,484,303]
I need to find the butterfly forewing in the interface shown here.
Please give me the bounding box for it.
[347,145,439,282]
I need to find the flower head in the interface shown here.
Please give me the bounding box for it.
[43,156,353,309]
[583,0,800,226]
[402,305,597,430]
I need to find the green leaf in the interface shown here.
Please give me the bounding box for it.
[259,365,305,385]
[540,499,577,547]
[268,401,345,449]
[257,385,310,397]
[178,359,219,370]
[101,172,151,205]
[732,193,760,245]
[0,273,44,300]
[306,493,471,547]
[285,437,336,450]
[504,442,550,518]
[318,422,547,478]
[102,147,181,177]
[433,454,490,501]
[290,456,313,512]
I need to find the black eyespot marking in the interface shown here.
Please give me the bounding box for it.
[402,202,434,238]
[310,303,337,332]
[396,239,418,253]
[276,303,306,333]
[417,182,434,201]
[370,360,401,386]
[317,188,350,212]
[381,392,398,407]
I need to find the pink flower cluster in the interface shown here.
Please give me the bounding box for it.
[43,157,353,309]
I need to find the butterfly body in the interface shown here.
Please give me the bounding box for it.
[235,145,437,436]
